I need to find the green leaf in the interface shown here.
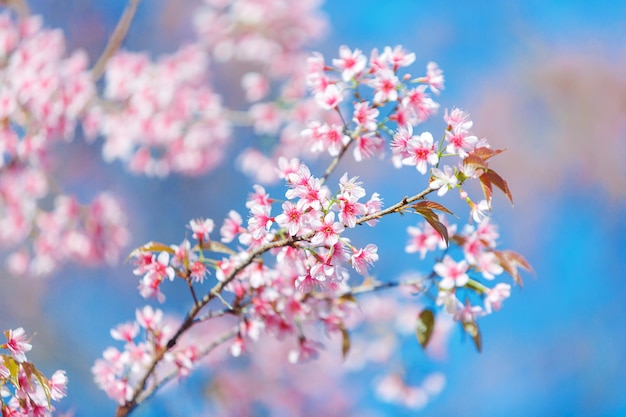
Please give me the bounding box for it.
[416,308,435,349]
[22,362,52,405]
[127,241,175,261]
[199,241,237,255]
[463,321,482,353]
[1,354,20,387]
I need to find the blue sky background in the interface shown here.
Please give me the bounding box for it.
[2,1,626,416]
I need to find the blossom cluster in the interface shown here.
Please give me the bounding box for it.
[94,45,529,415]
[88,45,232,177]
[0,12,129,277]
[92,306,202,405]
[0,328,67,416]
[406,216,527,345]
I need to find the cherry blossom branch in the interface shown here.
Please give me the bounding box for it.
[117,182,436,416]
[321,139,354,185]
[91,0,141,81]
[133,326,239,409]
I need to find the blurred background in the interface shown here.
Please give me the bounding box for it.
[2,1,625,416]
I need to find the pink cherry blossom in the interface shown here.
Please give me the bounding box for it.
[380,45,416,70]
[333,45,367,81]
[3,327,32,362]
[315,83,344,110]
[424,61,444,95]
[350,244,379,275]
[241,71,269,102]
[402,131,438,174]
[434,255,469,290]
[352,101,379,132]
[429,165,458,196]
[485,283,512,313]
[370,69,400,104]
[220,210,245,243]
[189,218,215,241]
[311,212,345,246]
[275,200,308,236]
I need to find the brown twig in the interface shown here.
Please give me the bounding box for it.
[91,0,141,82]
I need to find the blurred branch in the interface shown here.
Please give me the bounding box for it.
[91,0,141,81]
[0,0,29,17]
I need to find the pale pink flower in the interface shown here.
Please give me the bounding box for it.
[381,45,416,70]
[352,101,379,132]
[110,322,139,344]
[453,301,484,323]
[333,45,367,81]
[314,83,343,110]
[287,338,323,364]
[425,61,444,94]
[469,199,491,223]
[189,260,208,283]
[364,192,383,226]
[275,200,307,236]
[434,255,469,290]
[247,201,273,239]
[485,283,511,313]
[337,173,364,200]
[3,327,31,362]
[220,210,245,243]
[444,108,473,132]
[370,68,399,104]
[429,165,458,196]
[241,71,269,102]
[353,133,384,161]
[136,305,163,331]
[402,131,438,174]
[311,212,344,246]
[351,244,379,275]
[476,251,504,279]
[445,129,478,158]
[146,251,176,282]
[49,370,68,401]
[249,102,282,135]
[338,197,366,228]
[406,223,441,259]
[189,218,215,241]
[401,86,439,123]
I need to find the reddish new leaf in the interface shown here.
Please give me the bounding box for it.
[463,154,489,171]
[411,200,453,215]
[411,201,453,245]
[478,174,494,204]
[482,170,513,205]
[473,147,506,161]
[493,250,533,287]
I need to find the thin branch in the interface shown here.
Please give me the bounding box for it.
[91,0,141,82]
[320,140,353,186]
[133,326,239,407]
